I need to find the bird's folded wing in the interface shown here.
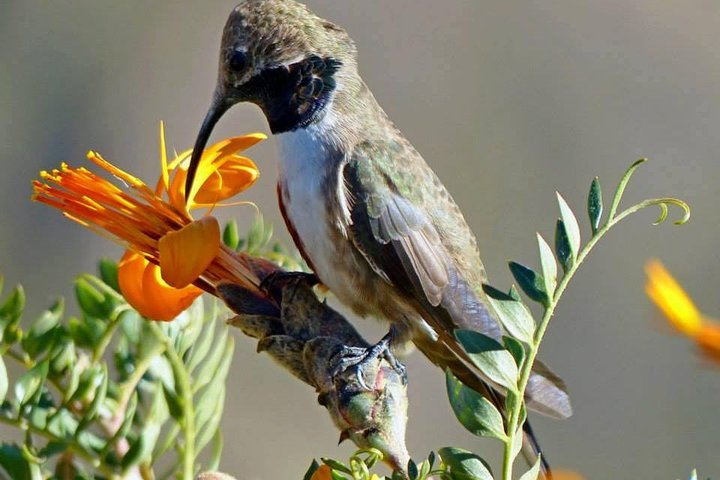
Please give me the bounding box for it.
[343,148,571,419]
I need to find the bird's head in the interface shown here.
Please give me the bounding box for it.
[185,0,357,197]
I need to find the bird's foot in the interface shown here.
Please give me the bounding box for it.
[331,333,407,390]
[259,270,318,301]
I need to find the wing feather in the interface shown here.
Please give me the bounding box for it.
[343,143,571,419]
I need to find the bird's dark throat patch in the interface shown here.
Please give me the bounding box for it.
[244,55,341,134]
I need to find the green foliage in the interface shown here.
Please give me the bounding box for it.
[313,448,500,480]
[222,215,305,271]
[0,262,234,480]
[445,372,505,441]
[443,160,690,480]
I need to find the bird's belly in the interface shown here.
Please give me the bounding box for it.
[275,122,418,328]
[279,177,360,304]
[279,178,415,327]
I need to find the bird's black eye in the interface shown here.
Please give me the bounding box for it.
[228,49,247,72]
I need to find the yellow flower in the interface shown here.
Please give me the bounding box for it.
[644,259,702,335]
[645,259,720,365]
[33,123,265,321]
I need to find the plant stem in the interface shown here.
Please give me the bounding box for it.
[150,322,196,480]
[92,307,128,363]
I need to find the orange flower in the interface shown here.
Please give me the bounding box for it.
[33,123,265,321]
[645,260,702,335]
[310,465,333,480]
[645,259,720,364]
[159,216,221,288]
[157,122,263,214]
[550,471,585,480]
[118,251,202,321]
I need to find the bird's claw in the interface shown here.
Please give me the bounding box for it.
[330,337,407,390]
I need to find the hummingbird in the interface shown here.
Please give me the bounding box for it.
[186,0,571,471]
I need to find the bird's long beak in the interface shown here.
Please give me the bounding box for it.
[185,92,231,203]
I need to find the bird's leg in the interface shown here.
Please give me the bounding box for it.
[331,326,408,390]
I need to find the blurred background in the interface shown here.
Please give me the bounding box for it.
[2,1,719,478]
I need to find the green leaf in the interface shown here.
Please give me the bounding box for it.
[193,327,230,393]
[455,330,518,393]
[162,384,183,421]
[38,441,69,459]
[418,456,432,480]
[195,337,234,452]
[445,371,505,440]
[393,470,407,480]
[508,261,548,305]
[0,443,32,480]
[437,447,493,480]
[75,365,108,433]
[69,365,103,404]
[408,459,419,479]
[98,257,120,293]
[303,460,321,480]
[49,337,75,377]
[206,429,223,472]
[68,316,104,348]
[482,285,535,344]
[246,215,265,253]
[121,384,164,471]
[0,357,6,404]
[321,458,352,474]
[223,219,240,250]
[196,385,226,455]
[187,314,217,373]
[0,285,25,344]
[536,233,557,298]
[587,177,603,234]
[608,158,647,220]
[15,360,49,408]
[510,427,524,463]
[75,277,113,319]
[46,408,78,439]
[554,219,574,272]
[173,301,205,357]
[503,336,525,367]
[556,192,581,258]
[102,393,137,459]
[518,456,542,480]
[22,298,63,358]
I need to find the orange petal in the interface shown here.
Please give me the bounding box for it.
[118,250,202,322]
[310,465,333,480]
[645,260,702,336]
[118,251,150,313]
[159,216,220,288]
[181,134,265,206]
[141,262,202,321]
[194,156,259,204]
[158,121,170,196]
